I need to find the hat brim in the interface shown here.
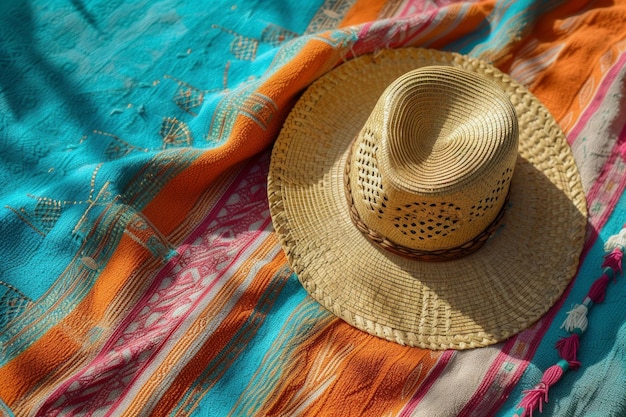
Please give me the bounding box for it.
[268,48,587,350]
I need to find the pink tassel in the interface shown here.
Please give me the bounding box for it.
[587,274,610,303]
[555,334,581,370]
[517,362,568,417]
[518,228,625,417]
[602,248,623,276]
[517,386,546,417]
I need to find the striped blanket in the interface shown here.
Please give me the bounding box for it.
[1,1,625,416]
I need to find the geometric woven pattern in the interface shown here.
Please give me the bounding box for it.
[2,1,626,417]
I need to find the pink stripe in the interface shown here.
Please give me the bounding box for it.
[107,231,271,415]
[585,121,626,240]
[399,350,455,416]
[456,313,554,416]
[108,156,264,354]
[567,52,626,144]
[355,11,438,55]
[393,12,437,47]
[398,0,459,17]
[105,158,273,415]
[357,21,373,36]
[39,155,273,416]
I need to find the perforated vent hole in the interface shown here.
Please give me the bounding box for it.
[491,167,513,195]
[356,132,385,218]
[468,197,497,221]
[468,168,512,222]
[392,202,462,241]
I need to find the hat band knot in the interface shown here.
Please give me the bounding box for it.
[344,138,509,262]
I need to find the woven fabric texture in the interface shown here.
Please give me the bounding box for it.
[1,0,626,416]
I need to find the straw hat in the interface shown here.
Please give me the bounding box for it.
[268,48,587,350]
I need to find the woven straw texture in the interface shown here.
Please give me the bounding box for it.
[268,48,588,350]
[347,65,518,257]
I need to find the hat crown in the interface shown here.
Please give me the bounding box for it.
[348,66,519,254]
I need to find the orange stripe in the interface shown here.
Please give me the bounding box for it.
[0,234,147,406]
[495,0,590,67]
[141,37,349,237]
[263,321,440,417]
[496,0,626,121]
[340,0,388,27]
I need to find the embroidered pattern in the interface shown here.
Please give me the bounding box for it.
[164,75,207,116]
[261,24,299,46]
[212,24,258,61]
[92,130,151,160]
[160,117,193,148]
[0,282,31,331]
[305,0,356,34]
